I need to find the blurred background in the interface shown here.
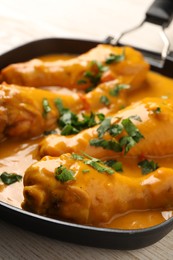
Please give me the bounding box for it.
[0,0,173,54]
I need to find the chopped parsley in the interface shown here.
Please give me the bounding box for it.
[90,116,144,154]
[121,118,144,143]
[77,79,87,85]
[138,159,159,175]
[0,172,22,185]
[42,98,51,117]
[128,115,142,122]
[100,95,110,106]
[54,98,103,135]
[109,124,123,137]
[105,50,125,64]
[55,165,75,182]
[82,169,90,173]
[72,153,84,161]
[84,159,114,174]
[153,107,161,114]
[97,117,112,138]
[119,136,136,154]
[90,138,122,152]
[77,60,108,92]
[61,124,79,135]
[83,154,114,175]
[109,84,129,97]
[44,129,57,136]
[72,152,115,175]
[105,160,123,172]
[97,113,105,121]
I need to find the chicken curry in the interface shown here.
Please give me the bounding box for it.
[1,44,173,230]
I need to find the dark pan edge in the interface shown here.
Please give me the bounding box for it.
[1,201,173,250]
[0,37,100,69]
[0,37,173,249]
[0,37,173,77]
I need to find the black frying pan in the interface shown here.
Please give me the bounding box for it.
[0,0,173,250]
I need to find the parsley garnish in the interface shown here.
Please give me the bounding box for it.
[42,98,51,117]
[90,138,122,152]
[72,153,84,160]
[105,160,123,172]
[109,84,129,97]
[77,79,87,85]
[0,172,22,185]
[109,124,123,137]
[121,118,144,143]
[119,136,136,154]
[78,60,108,92]
[44,129,57,135]
[82,169,90,173]
[153,107,161,114]
[138,159,159,174]
[55,165,75,182]
[105,50,125,64]
[129,115,142,122]
[100,95,110,106]
[97,113,105,121]
[97,117,112,138]
[54,98,103,135]
[61,124,79,135]
[72,152,115,175]
[90,117,144,154]
[83,154,114,175]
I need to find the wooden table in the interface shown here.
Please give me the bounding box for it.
[0,0,173,259]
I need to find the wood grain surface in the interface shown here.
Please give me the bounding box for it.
[0,0,173,259]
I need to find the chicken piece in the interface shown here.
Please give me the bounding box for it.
[1,44,149,90]
[39,97,173,159]
[0,78,131,141]
[0,83,83,140]
[84,79,129,114]
[22,153,173,225]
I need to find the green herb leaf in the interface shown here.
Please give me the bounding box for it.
[121,118,144,143]
[84,159,114,175]
[82,169,90,173]
[82,152,100,162]
[129,115,142,122]
[109,124,123,137]
[78,60,108,92]
[105,160,123,172]
[97,113,105,122]
[90,138,122,152]
[105,50,125,64]
[153,107,161,114]
[61,124,79,135]
[91,60,108,72]
[44,129,57,136]
[0,172,22,185]
[72,153,84,160]
[77,79,87,85]
[55,99,101,135]
[100,95,110,106]
[54,98,68,115]
[138,159,159,174]
[109,84,130,97]
[55,165,75,182]
[73,152,115,175]
[97,117,112,138]
[119,136,136,154]
[42,98,51,117]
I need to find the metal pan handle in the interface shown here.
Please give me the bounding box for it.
[145,0,173,27]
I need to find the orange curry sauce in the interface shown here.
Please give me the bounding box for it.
[0,54,173,230]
